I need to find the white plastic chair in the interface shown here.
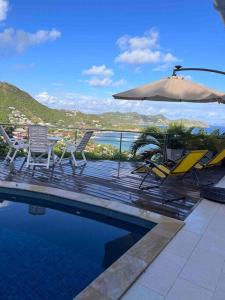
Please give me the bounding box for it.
[26,125,52,169]
[0,125,28,164]
[59,131,93,166]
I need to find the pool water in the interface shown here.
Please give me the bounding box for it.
[0,193,154,300]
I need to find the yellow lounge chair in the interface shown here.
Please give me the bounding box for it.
[139,150,208,190]
[193,149,225,185]
[195,149,225,169]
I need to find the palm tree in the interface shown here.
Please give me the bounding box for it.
[166,123,194,149]
[130,125,162,155]
[131,123,225,160]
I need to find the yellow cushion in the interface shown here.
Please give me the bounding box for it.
[152,167,167,178]
[171,150,207,174]
[208,149,225,166]
[156,164,170,174]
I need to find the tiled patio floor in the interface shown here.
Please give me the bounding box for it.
[122,175,225,300]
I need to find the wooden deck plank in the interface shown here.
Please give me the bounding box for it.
[0,158,224,220]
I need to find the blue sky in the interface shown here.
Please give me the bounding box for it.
[0,0,225,124]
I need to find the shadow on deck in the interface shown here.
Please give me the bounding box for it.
[0,158,224,220]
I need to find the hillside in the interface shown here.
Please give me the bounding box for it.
[97,112,207,128]
[0,82,207,129]
[0,82,95,127]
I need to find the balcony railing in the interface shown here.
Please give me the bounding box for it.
[1,123,225,163]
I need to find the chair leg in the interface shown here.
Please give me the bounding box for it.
[59,148,66,164]
[19,156,27,171]
[26,150,31,168]
[192,169,200,185]
[46,149,51,169]
[139,169,186,201]
[10,149,18,164]
[139,170,149,189]
[139,170,161,189]
[71,151,78,167]
[5,148,12,162]
[139,169,167,190]
[81,151,87,164]
[187,169,201,186]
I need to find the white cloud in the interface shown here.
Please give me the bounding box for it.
[162,53,178,63]
[0,0,8,22]
[86,76,126,87]
[115,28,179,67]
[88,77,113,87]
[115,49,161,64]
[35,91,151,114]
[117,29,159,50]
[0,28,61,54]
[81,64,126,88]
[35,92,58,105]
[82,65,114,77]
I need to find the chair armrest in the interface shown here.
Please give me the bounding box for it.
[12,137,27,143]
[64,139,80,148]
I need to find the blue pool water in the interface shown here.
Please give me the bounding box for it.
[0,192,154,300]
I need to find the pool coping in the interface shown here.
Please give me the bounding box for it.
[0,180,184,300]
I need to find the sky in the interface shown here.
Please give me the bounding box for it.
[0,0,225,125]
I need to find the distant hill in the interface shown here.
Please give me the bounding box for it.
[0,82,207,129]
[97,112,207,128]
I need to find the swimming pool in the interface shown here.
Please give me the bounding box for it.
[0,192,155,300]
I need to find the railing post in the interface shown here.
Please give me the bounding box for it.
[162,133,168,162]
[119,132,123,162]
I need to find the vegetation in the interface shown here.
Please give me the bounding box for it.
[131,123,225,160]
[1,124,225,162]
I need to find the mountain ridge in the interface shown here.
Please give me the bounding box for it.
[0,82,207,129]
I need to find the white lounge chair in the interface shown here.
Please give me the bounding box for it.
[0,125,28,164]
[26,125,53,169]
[59,131,93,167]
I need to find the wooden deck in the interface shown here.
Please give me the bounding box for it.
[0,158,224,220]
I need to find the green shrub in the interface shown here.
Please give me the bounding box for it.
[131,123,225,157]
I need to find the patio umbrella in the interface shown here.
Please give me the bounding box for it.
[113,76,225,103]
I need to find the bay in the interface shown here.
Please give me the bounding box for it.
[93,126,225,152]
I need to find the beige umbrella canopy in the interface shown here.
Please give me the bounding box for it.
[113,76,225,103]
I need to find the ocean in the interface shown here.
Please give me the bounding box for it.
[93,126,225,152]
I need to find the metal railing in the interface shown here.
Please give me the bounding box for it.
[1,123,225,162]
[0,123,167,161]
